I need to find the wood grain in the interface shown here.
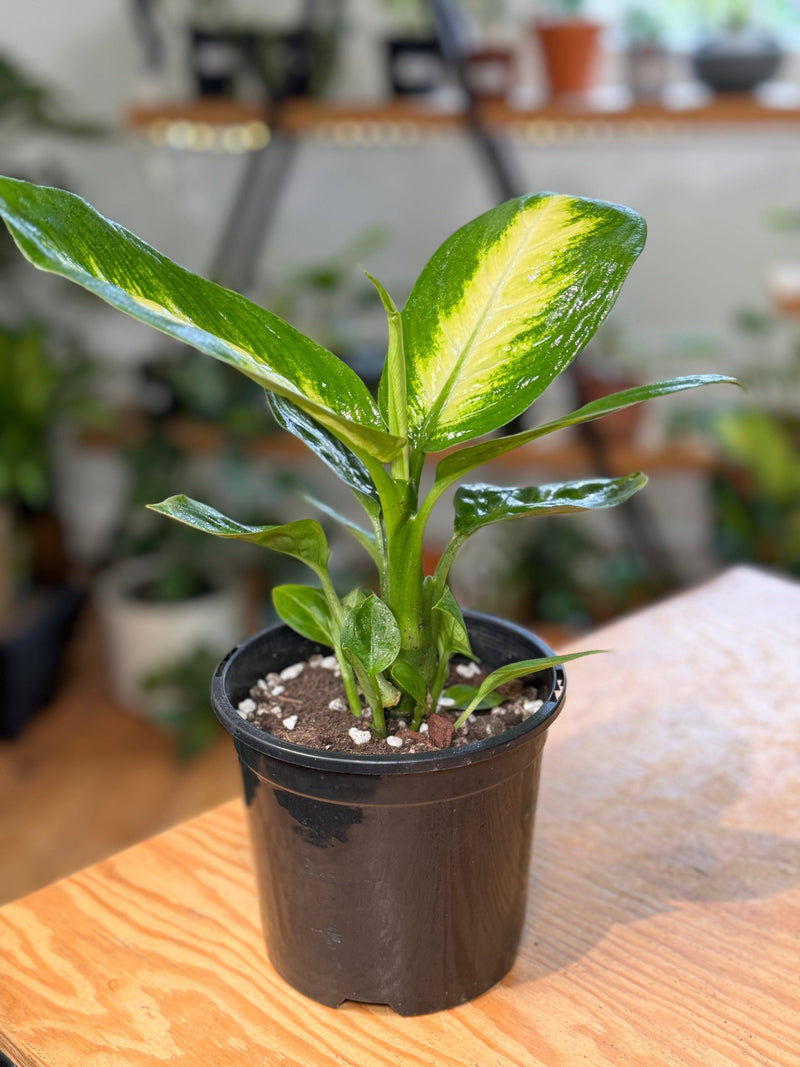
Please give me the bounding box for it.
[1,567,798,1066]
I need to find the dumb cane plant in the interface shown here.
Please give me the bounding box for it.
[0,177,736,738]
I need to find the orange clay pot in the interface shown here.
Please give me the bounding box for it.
[533,19,603,98]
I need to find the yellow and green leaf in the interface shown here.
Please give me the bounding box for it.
[0,177,403,462]
[402,192,646,451]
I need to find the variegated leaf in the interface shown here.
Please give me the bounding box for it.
[403,193,646,451]
[0,177,403,461]
[453,474,648,538]
[147,495,329,575]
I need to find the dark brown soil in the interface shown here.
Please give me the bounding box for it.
[235,653,545,755]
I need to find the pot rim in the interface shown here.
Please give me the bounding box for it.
[211,611,567,776]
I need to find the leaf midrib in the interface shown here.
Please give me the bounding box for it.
[415,210,551,447]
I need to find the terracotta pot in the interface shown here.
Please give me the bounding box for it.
[533,19,603,98]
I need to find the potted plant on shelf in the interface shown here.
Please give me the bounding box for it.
[380,0,448,97]
[531,0,605,100]
[0,176,735,1013]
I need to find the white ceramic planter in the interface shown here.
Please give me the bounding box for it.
[97,557,246,716]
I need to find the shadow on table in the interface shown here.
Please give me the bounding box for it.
[512,703,800,984]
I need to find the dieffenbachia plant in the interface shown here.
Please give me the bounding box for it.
[0,177,737,736]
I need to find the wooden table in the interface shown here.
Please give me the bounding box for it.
[1,566,798,1066]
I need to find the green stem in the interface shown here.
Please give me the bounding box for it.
[428,648,451,712]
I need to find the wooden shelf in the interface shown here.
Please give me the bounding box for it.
[127,95,800,144]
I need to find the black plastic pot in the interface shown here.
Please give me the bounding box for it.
[693,30,782,94]
[0,585,84,739]
[212,612,566,1015]
[385,35,446,96]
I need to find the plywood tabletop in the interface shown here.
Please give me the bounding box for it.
[1,566,798,1067]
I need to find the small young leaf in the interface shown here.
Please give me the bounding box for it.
[441,684,503,711]
[453,650,604,729]
[433,587,473,658]
[272,585,335,646]
[147,495,329,575]
[370,273,408,444]
[390,660,428,706]
[343,587,367,611]
[341,594,401,677]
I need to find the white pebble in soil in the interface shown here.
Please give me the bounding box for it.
[386,736,403,748]
[523,699,543,714]
[269,684,285,696]
[256,678,269,691]
[491,706,507,716]
[456,662,481,679]
[282,715,298,730]
[437,696,456,708]
[280,663,304,681]
[348,727,372,746]
[237,698,257,717]
[269,705,283,717]
[328,697,347,712]
[320,656,338,670]
[419,722,429,734]
[309,654,324,667]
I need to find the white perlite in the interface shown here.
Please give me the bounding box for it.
[237,698,256,716]
[348,727,371,745]
[282,714,298,730]
[280,663,304,681]
[491,705,507,716]
[320,656,338,670]
[437,696,456,708]
[456,662,481,679]
[309,654,324,667]
[386,736,403,748]
[269,684,285,696]
[269,705,282,717]
[419,722,429,734]
[523,698,543,714]
[256,678,269,691]
[328,697,347,712]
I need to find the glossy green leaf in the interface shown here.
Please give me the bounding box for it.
[454,473,648,539]
[370,274,409,482]
[441,684,502,711]
[434,374,741,492]
[0,177,403,462]
[270,393,380,502]
[403,192,646,451]
[272,585,335,646]
[452,650,604,729]
[147,495,329,575]
[390,660,428,706]
[341,594,401,677]
[343,587,367,611]
[301,490,379,563]
[432,587,473,657]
